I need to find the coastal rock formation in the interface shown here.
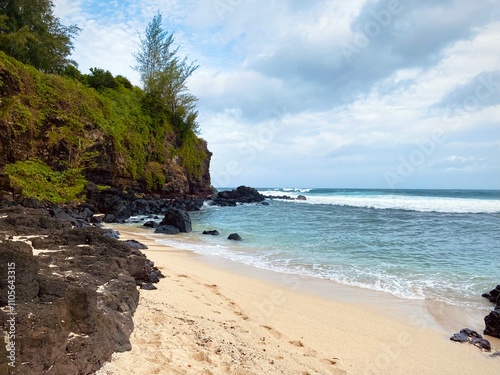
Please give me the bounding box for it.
[228,233,243,241]
[203,230,220,235]
[484,309,500,339]
[483,285,500,339]
[450,328,491,351]
[0,206,163,374]
[214,186,265,206]
[155,225,180,235]
[159,208,192,233]
[482,285,500,305]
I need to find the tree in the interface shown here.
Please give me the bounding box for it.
[0,0,80,73]
[133,11,199,133]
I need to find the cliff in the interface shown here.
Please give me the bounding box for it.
[0,51,212,202]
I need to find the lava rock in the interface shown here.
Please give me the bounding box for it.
[214,186,265,206]
[143,220,159,228]
[296,195,307,200]
[159,208,192,233]
[484,309,500,338]
[123,239,148,250]
[103,228,120,239]
[228,233,242,241]
[450,328,491,351]
[203,230,220,235]
[482,285,500,305]
[21,197,41,208]
[155,225,180,235]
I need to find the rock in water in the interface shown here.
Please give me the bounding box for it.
[203,230,220,235]
[155,225,180,235]
[214,186,265,206]
[159,208,192,232]
[482,285,500,305]
[228,233,242,241]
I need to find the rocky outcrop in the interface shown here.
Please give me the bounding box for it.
[482,285,500,305]
[159,208,192,233]
[214,186,265,206]
[85,186,207,223]
[484,308,500,338]
[483,285,500,339]
[0,206,163,375]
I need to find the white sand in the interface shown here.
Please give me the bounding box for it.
[96,226,500,375]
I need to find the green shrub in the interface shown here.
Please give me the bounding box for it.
[4,159,87,203]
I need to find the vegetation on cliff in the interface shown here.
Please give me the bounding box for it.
[0,4,211,203]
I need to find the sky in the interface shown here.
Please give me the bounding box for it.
[52,0,500,189]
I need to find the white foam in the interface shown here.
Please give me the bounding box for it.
[261,191,500,213]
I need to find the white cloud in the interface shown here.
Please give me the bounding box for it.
[52,0,500,189]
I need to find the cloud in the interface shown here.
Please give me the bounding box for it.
[52,0,500,188]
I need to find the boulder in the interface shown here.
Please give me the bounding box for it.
[228,233,242,241]
[143,220,159,228]
[155,225,180,235]
[123,239,148,250]
[159,208,192,233]
[296,195,307,200]
[214,186,265,206]
[484,308,500,338]
[203,230,220,235]
[482,285,500,305]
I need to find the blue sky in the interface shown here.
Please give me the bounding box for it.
[53,0,500,189]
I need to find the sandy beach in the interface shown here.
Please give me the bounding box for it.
[96,226,500,375]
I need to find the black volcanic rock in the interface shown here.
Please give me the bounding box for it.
[228,233,242,241]
[450,328,491,351]
[143,220,159,228]
[0,206,163,374]
[482,285,500,305]
[159,208,192,233]
[214,186,265,206]
[203,230,220,235]
[485,308,500,339]
[155,225,180,235]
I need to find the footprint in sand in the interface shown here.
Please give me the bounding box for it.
[261,325,282,339]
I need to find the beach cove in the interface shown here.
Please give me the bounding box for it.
[97,225,500,375]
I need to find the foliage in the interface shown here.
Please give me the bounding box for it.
[4,159,87,203]
[86,67,118,91]
[0,48,209,203]
[144,161,166,190]
[0,0,80,73]
[133,11,199,134]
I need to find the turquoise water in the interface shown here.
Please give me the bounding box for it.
[133,188,500,309]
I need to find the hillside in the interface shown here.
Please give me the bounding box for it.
[0,51,212,203]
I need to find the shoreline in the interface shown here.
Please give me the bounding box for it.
[96,225,500,375]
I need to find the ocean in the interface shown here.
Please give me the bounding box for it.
[129,188,500,311]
